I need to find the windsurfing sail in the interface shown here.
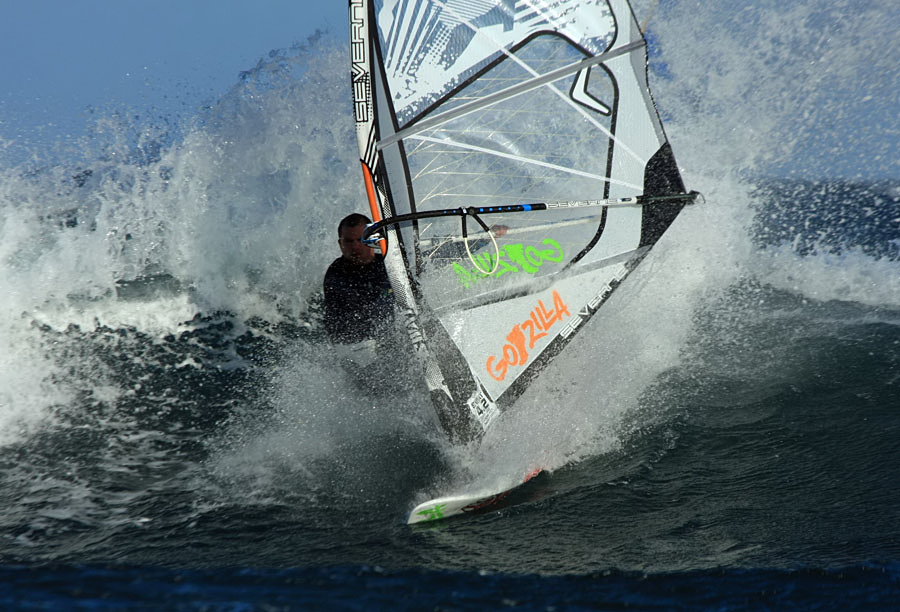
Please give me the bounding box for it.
[349,0,696,443]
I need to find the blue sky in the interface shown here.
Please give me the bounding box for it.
[0,1,346,162]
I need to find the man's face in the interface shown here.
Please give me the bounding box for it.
[339,223,375,265]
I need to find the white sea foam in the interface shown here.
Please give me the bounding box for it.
[0,41,363,447]
[753,246,900,310]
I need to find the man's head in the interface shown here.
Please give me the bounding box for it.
[337,213,375,265]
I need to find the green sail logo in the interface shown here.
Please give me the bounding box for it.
[453,238,564,289]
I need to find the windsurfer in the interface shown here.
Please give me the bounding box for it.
[322,213,394,344]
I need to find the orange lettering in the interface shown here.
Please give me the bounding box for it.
[523,316,548,348]
[485,290,571,382]
[505,325,528,365]
[553,289,570,318]
[486,355,508,381]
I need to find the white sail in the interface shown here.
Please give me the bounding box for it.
[350,0,692,443]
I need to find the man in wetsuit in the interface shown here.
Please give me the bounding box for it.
[322,213,394,344]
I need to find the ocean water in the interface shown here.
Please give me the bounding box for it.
[2,2,899,610]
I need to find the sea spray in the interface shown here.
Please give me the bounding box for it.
[0,39,364,448]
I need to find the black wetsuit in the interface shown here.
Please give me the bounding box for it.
[322,255,394,344]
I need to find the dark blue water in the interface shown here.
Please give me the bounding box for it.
[2,563,898,610]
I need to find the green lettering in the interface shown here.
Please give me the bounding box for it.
[540,238,565,262]
[504,243,538,274]
[453,262,474,289]
[450,238,565,289]
[475,252,494,276]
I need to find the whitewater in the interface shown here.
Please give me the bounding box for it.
[1,0,898,608]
